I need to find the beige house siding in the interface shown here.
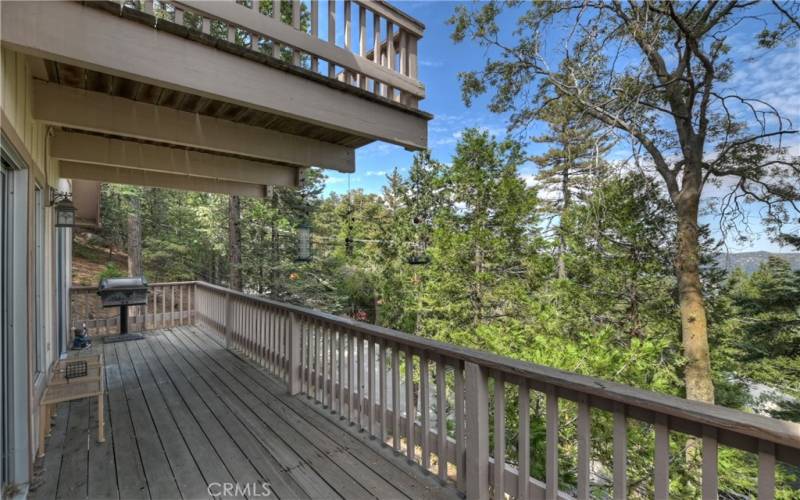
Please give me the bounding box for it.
[1,47,62,472]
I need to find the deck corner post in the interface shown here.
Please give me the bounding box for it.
[288,311,302,395]
[465,361,490,500]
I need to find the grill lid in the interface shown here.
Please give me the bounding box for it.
[98,276,148,292]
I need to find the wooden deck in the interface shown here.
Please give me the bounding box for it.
[30,326,459,500]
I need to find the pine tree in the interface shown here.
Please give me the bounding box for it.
[531,90,613,279]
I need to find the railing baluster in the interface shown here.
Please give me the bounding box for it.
[338,328,345,416]
[758,440,776,500]
[316,320,323,402]
[421,353,430,471]
[273,0,282,58]
[613,402,627,500]
[437,357,447,482]
[322,322,329,407]
[392,343,401,453]
[546,386,559,500]
[493,371,505,498]
[310,0,319,72]
[577,394,591,500]
[288,312,301,395]
[327,0,336,78]
[379,339,387,444]
[344,0,352,83]
[406,346,415,462]
[349,331,356,425]
[356,332,363,428]
[702,425,718,499]
[174,7,184,27]
[368,336,376,437]
[386,21,395,100]
[291,0,301,65]
[358,4,367,89]
[454,361,465,492]
[326,325,336,413]
[518,381,530,500]
[372,12,381,95]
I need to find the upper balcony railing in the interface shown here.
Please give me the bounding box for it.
[118,0,425,108]
[70,281,800,499]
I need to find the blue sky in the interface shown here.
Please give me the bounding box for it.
[324,1,799,253]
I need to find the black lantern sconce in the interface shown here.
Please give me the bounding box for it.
[52,191,78,228]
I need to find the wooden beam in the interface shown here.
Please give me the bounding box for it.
[2,1,428,150]
[60,161,268,198]
[50,131,298,187]
[33,81,355,172]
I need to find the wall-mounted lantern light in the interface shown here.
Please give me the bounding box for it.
[53,192,77,228]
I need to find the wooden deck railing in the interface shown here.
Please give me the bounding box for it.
[70,282,194,335]
[71,280,800,498]
[115,0,425,108]
[191,281,800,500]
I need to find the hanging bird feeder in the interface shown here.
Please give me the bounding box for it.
[296,221,312,262]
[407,240,430,265]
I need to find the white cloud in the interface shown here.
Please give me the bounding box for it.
[419,59,443,68]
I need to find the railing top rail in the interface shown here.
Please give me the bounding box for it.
[70,281,193,291]
[354,1,426,36]
[193,281,800,452]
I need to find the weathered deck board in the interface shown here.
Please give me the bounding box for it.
[31,327,460,500]
[181,325,459,500]
[55,399,90,500]
[168,326,402,498]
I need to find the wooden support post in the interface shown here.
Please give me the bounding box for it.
[288,312,302,395]
[465,362,489,500]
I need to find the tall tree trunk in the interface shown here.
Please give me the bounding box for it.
[127,197,143,277]
[556,166,571,280]
[675,177,714,403]
[228,195,243,291]
[270,188,280,298]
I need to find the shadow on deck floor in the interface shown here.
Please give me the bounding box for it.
[30,326,460,500]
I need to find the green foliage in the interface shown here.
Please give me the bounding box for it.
[92,135,799,498]
[98,263,125,281]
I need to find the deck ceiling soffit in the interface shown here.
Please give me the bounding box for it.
[32,81,356,173]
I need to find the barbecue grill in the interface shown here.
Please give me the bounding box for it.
[97,277,148,342]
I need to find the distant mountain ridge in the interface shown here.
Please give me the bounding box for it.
[716,251,800,274]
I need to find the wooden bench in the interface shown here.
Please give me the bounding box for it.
[38,352,105,457]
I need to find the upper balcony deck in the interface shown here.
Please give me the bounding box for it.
[1,1,431,194]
